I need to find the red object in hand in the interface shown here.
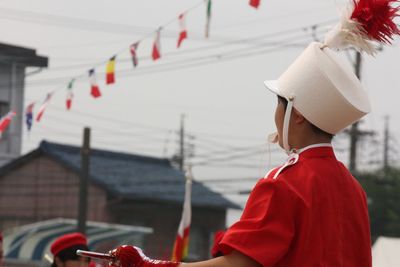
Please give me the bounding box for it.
[111,246,180,267]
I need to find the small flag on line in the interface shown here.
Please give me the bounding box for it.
[66,79,74,110]
[25,103,34,131]
[130,43,139,68]
[177,14,188,48]
[89,69,101,98]
[0,111,16,136]
[152,28,162,61]
[36,93,53,122]
[106,56,116,84]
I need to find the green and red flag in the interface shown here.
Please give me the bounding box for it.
[66,79,74,110]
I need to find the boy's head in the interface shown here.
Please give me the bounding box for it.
[274,96,334,149]
[265,42,371,152]
[50,233,90,267]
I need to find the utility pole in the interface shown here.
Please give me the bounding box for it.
[348,52,362,173]
[383,116,389,171]
[179,114,185,171]
[348,52,375,173]
[78,127,90,234]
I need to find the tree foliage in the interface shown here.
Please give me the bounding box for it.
[358,167,400,242]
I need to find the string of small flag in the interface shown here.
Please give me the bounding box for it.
[19,0,262,136]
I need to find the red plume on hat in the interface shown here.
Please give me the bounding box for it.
[324,0,400,55]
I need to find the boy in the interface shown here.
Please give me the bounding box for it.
[83,0,399,266]
[51,232,91,267]
[107,40,373,267]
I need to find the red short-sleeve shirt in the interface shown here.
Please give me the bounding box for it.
[219,146,372,267]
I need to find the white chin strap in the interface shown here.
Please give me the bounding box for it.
[283,97,294,154]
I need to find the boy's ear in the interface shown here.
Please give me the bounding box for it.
[292,108,306,124]
[55,256,62,267]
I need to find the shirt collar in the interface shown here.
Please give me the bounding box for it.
[294,143,335,159]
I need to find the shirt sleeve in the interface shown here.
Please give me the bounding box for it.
[218,178,299,267]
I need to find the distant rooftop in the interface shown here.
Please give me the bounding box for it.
[0,140,240,209]
[0,42,48,67]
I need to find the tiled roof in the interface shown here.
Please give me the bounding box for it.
[36,141,239,209]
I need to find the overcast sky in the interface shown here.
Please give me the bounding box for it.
[0,0,399,211]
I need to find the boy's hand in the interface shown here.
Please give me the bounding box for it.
[109,245,179,267]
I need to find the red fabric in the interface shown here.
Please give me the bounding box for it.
[0,112,15,132]
[249,0,260,8]
[211,230,225,257]
[66,92,73,110]
[51,233,87,256]
[171,227,189,261]
[152,43,161,61]
[219,147,372,267]
[106,73,115,84]
[91,86,102,98]
[177,31,187,48]
[66,98,72,110]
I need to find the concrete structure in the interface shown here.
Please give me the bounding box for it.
[0,43,48,164]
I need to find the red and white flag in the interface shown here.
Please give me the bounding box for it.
[36,93,53,122]
[0,111,16,135]
[130,42,139,68]
[66,90,73,110]
[249,0,260,9]
[89,69,101,98]
[177,13,188,48]
[152,28,162,61]
[171,171,192,261]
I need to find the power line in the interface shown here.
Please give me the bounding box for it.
[192,147,273,166]
[20,21,333,89]
[33,20,334,77]
[22,33,314,89]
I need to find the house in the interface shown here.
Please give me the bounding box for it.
[0,140,240,261]
[0,43,48,165]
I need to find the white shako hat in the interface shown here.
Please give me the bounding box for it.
[265,41,371,135]
[264,0,400,153]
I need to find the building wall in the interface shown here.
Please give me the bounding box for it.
[0,154,110,229]
[0,62,25,163]
[0,154,227,260]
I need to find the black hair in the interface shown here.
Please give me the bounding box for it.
[51,245,90,267]
[277,95,334,140]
